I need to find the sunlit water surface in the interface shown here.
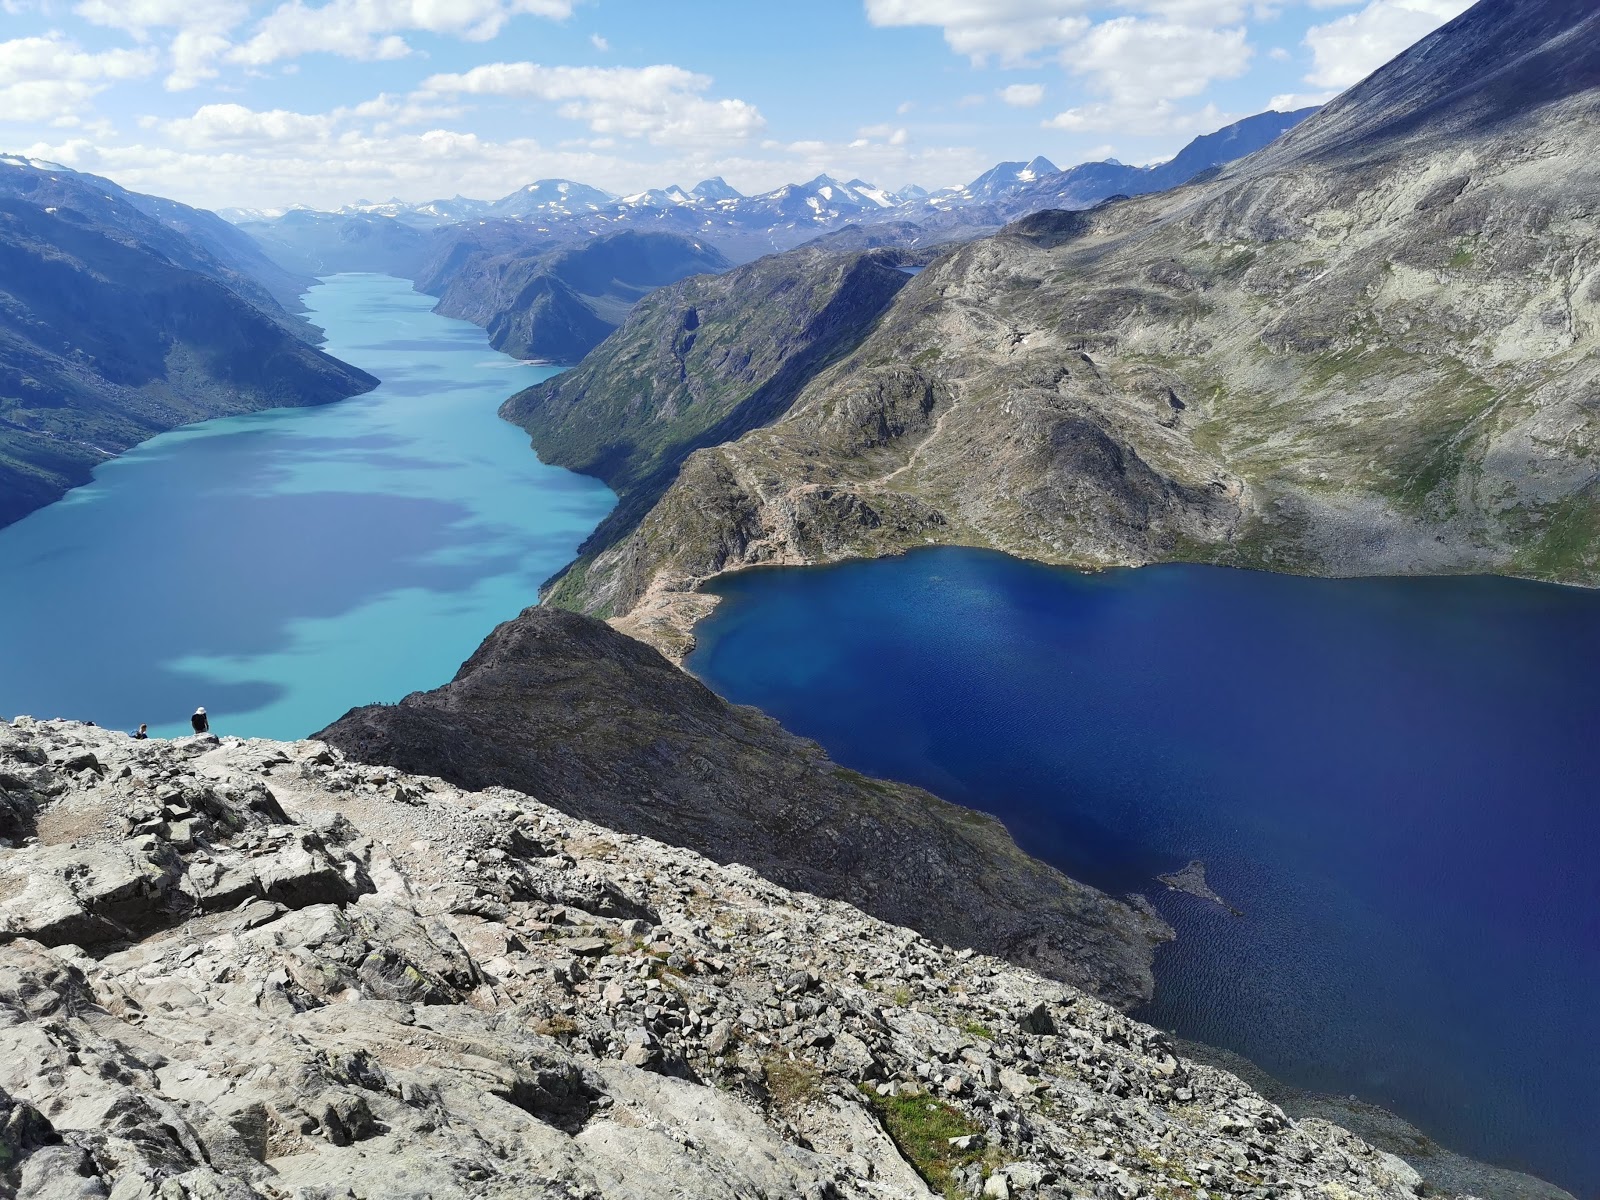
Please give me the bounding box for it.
[0,273,613,739]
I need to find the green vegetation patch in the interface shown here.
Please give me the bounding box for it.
[762,1054,822,1111]
[861,1087,991,1198]
[1515,493,1600,581]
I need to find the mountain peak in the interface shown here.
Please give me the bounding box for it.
[691,176,743,201]
[1252,0,1599,169]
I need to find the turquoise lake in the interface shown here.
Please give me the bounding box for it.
[689,549,1600,1194]
[0,273,614,739]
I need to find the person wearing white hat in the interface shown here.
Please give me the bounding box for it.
[190,707,210,735]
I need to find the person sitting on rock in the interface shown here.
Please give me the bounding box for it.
[190,707,209,735]
[132,724,148,740]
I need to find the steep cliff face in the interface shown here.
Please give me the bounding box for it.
[317,606,1171,1010]
[425,229,730,363]
[0,199,377,529]
[0,158,316,332]
[550,0,1600,652]
[501,248,912,608]
[0,717,1482,1200]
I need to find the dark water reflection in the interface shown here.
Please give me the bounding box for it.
[689,547,1600,1194]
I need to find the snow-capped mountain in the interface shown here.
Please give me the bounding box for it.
[690,177,743,203]
[488,179,618,218]
[336,198,416,219]
[407,196,492,222]
[959,156,1060,203]
[615,185,698,209]
[216,203,313,223]
[224,106,1322,266]
[748,175,900,227]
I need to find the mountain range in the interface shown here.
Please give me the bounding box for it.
[229,107,1320,269]
[506,0,1600,666]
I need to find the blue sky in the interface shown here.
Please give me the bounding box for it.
[0,0,1473,210]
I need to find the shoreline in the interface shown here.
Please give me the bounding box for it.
[653,544,1585,1199]
[589,538,1600,669]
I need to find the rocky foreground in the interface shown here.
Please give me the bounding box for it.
[0,718,1442,1200]
[317,606,1169,1011]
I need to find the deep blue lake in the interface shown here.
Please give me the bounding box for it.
[0,274,613,739]
[688,548,1600,1194]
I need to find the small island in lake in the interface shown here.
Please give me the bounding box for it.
[1158,860,1244,916]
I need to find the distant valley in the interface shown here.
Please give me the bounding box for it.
[0,102,1317,534]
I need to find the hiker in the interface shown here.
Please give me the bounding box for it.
[132,724,148,740]
[190,707,209,735]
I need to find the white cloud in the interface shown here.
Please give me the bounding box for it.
[229,0,579,67]
[1124,0,1251,19]
[157,90,467,148]
[0,80,105,122]
[862,0,1259,63]
[0,34,158,121]
[74,0,249,33]
[867,3,1256,137]
[864,0,1092,66]
[166,29,237,89]
[1044,99,1235,136]
[161,101,334,145]
[1042,17,1251,134]
[1267,89,1335,111]
[421,62,765,146]
[1303,0,1472,89]
[1061,18,1252,104]
[998,82,1045,107]
[74,0,249,89]
[589,32,608,50]
[860,123,913,146]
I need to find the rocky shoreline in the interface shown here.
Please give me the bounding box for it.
[1,718,1458,1199]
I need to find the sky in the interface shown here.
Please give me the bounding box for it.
[0,0,1476,211]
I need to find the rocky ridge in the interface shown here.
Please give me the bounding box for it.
[0,199,377,530]
[0,158,315,330]
[1,717,1448,1200]
[317,606,1169,1011]
[425,230,730,363]
[502,249,913,600]
[538,0,1600,654]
